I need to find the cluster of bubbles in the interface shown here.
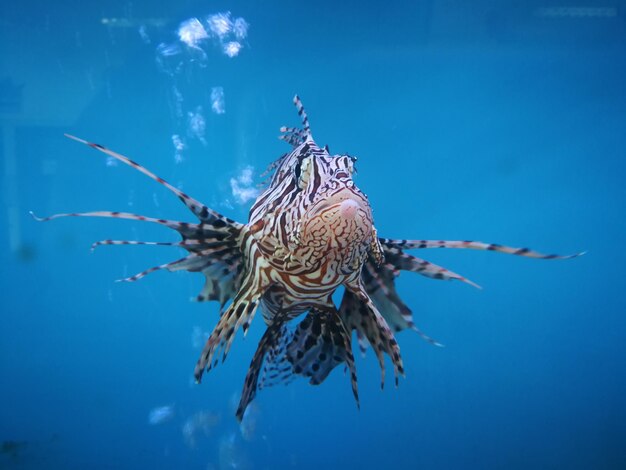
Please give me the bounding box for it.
[191,325,209,349]
[156,12,249,72]
[187,106,207,146]
[176,13,248,58]
[181,410,221,448]
[146,394,260,468]
[164,82,208,163]
[148,404,175,425]
[171,134,186,164]
[210,87,225,115]
[217,433,251,469]
[153,12,249,163]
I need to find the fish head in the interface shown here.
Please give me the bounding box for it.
[295,154,374,274]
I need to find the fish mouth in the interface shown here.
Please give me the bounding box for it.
[299,193,373,273]
[309,198,362,217]
[337,199,360,219]
[307,189,370,220]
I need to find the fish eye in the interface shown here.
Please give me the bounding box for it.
[294,159,302,181]
[342,155,357,174]
[296,156,312,189]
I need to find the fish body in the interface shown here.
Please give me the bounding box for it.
[32,96,582,421]
[251,145,379,317]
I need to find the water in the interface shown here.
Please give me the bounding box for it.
[1,1,625,469]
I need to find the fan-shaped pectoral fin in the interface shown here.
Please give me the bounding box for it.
[343,277,405,388]
[194,232,273,383]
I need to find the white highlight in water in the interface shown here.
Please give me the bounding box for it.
[158,11,248,75]
[238,167,253,186]
[233,17,249,40]
[148,405,175,425]
[156,43,183,76]
[187,106,207,145]
[218,433,250,469]
[230,167,259,204]
[206,12,232,38]
[178,18,209,48]
[182,411,220,448]
[156,42,181,57]
[239,403,259,441]
[172,134,186,163]
[191,326,209,349]
[203,12,248,57]
[210,87,225,114]
[223,41,242,58]
[138,25,150,44]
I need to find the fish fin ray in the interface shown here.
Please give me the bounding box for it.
[380,238,584,259]
[194,235,271,381]
[64,134,240,227]
[340,282,404,388]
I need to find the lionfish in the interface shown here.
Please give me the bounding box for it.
[32,96,582,420]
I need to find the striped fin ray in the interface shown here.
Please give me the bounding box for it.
[63,134,239,227]
[236,317,288,422]
[31,209,245,306]
[362,259,443,346]
[359,237,584,344]
[257,153,289,189]
[340,289,384,374]
[258,324,297,390]
[381,239,585,259]
[196,262,242,311]
[293,95,311,138]
[279,126,308,147]
[119,245,239,283]
[256,96,317,189]
[259,154,287,179]
[32,135,248,309]
[30,210,195,232]
[340,282,405,388]
[90,239,205,252]
[194,235,272,382]
[30,211,238,254]
[237,309,359,421]
[381,241,481,289]
[284,309,358,396]
[355,239,478,344]
[194,279,260,380]
[116,253,203,282]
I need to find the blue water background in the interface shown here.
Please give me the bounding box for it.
[1,1,625,468]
